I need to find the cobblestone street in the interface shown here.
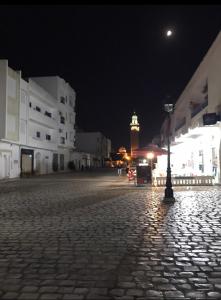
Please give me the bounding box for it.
[0,170,221,299]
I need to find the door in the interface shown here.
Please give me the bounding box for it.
[4,154,10,178]
[52,153,58,171]
[60,154,64,170]
[21,149,34,176]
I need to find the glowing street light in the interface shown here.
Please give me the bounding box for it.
[166,29,173,38]
[147,152,154,160]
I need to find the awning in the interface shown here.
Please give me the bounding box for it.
[132,143,168,158]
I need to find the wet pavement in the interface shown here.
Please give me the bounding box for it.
[0,170,220,299]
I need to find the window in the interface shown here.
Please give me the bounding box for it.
[45,111,52,118]
[60,116,65,124]
[36,106,41,112]
[36,131,40,138]
[60,96,65,104]
[60,137,65,144]
[29,102,32,108]
[59,128,63,133]
[46,134,51,141]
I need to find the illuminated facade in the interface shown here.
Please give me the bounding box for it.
[0,60,76,178]
[130,112,140,156]
[159,31,221,184]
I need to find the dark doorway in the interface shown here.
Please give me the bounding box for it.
[21,149,34,177]
[52,153,58,172]
[60,154,64,170]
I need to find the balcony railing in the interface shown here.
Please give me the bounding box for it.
[153,175,214,186]
[29,109,57,129]
[191,98,208,118]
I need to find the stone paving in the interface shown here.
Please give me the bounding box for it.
[0,171,221,299]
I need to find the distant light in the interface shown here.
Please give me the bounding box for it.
[166,29,173,37]
[147,152,154,160]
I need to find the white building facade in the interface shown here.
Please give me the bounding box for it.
[158,31,221,184]
[30,76,76,173]
[0,60,76,179]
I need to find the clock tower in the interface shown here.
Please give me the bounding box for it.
[130,112,140,156]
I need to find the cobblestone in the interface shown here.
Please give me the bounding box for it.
[0,172,221,299]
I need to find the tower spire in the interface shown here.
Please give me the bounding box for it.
[130,112,140,156]
[130,112,140,131]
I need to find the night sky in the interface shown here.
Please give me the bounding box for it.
[0,5,221,151]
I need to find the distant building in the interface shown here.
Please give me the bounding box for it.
[130,112,140,156]
[0,60,76,178]
[75,131,111,167]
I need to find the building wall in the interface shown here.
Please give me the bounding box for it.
[30,76,76,150]
[159,31,221,184]
[0,61,77,179]
[76,132,111,167]
[0,60,7,139]
[208,33,221,114]
[7,67,20,142]
[0,142,20,178]
[28,79,58,152]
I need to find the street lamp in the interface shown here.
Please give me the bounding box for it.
[163,103,175,203]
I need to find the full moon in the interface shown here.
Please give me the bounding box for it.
[166,29,173,37]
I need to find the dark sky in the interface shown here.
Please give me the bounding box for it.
[0,5,220,151]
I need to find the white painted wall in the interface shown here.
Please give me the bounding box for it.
[0,61,78,178]
[0,60,7,139]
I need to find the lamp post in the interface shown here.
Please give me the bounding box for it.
[163,103,175,203]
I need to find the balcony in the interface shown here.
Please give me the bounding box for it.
[191,98,208,118]
[29,135,57,151]
[29,109,57,129]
